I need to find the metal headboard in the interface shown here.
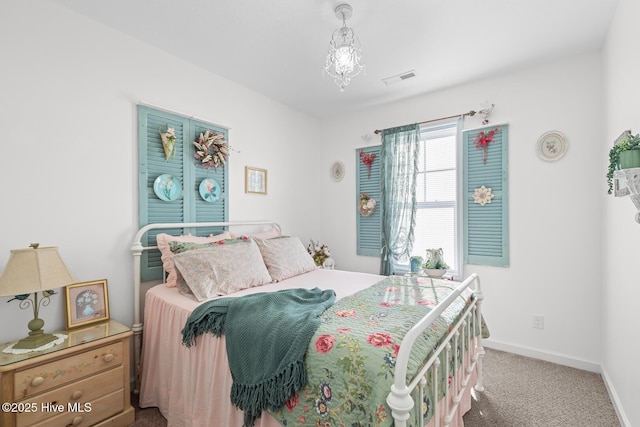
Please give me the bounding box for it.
[130,220,280,391]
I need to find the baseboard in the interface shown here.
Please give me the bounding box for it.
[601,366,631,427]
[482,340,629,426]
[482,339,601,373]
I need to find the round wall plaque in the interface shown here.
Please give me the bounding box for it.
[536,131,568,161]
[330,161,345,181]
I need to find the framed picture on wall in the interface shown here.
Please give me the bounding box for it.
[245,166,268,195]
[64,279,110,329]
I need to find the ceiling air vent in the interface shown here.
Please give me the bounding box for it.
[382,70,417,86]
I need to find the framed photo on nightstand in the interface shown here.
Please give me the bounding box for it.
[64,279,110,329]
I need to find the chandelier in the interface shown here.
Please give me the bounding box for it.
[324,3,365,92]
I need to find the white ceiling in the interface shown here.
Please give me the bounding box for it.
[52,0,619,119]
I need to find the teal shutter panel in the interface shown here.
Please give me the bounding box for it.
[138,107,188,281]
[356,145,382,256]
[138,106,228,281]
[190,120,229,238]
[463,124,509,267]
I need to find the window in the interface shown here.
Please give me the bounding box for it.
[355,122,508,276]
[410,121,461,277]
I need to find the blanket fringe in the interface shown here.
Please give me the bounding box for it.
[181,310,225,347]
[232,359,307,427]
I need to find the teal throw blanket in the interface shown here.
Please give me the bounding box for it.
[182,287,336,427]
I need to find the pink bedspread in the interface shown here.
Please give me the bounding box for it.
[138,269,475,427]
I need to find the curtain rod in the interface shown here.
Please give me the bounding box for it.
[138,100,231,130]
[373,106,493,135]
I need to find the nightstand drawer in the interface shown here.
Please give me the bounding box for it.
[16,366,123,427]
[14,341,123,400]
[30,389,124,427]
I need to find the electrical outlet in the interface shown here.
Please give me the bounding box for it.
[533,315,544,329]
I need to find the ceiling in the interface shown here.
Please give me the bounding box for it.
[52,0,619,119]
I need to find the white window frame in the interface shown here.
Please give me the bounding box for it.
[394,119,463,280]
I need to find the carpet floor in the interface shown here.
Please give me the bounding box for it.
[462,348,620,426]
[131,348,621,426]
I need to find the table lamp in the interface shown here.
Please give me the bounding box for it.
[0,244,76,349]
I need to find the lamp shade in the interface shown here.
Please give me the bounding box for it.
[0,246,76,296]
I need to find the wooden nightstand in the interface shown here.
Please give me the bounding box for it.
[0,319,135,427]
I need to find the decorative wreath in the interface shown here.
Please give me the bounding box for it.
[359,192,377,216]
[193,130,229,169]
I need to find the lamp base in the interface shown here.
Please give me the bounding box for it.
[12,331,58,350]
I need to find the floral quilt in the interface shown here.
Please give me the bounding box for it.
[269,275,487,427]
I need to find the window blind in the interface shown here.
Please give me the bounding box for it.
[412,121,459,275]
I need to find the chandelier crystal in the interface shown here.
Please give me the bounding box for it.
[324,3,365,92]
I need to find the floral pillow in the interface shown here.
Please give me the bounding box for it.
[229,226,281,240]
[171,239,272,301]
[156,232,231,287]
[171,237,251,292]
[254,236,317,282]
[168,237,246,254]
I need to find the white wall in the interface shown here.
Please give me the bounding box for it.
[0,0,323,342]
[2,1,634,423]
[602,0,640,425]
[319,53,604,369]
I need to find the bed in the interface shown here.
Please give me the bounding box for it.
[131,221,486,427]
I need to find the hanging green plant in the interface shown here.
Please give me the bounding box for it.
[607,133,640,194]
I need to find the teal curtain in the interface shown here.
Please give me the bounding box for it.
[379,124,420,275]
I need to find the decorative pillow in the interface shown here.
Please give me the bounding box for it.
[254,236,317,282]
[171,239,272,301]
[170,238,250,292]
[156,231,231,287]
[229,226,281,240]
[174,268,195,299]
[168,237,246,254]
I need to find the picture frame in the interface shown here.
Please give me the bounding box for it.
[64,279,110,329]
[245,166,268,194]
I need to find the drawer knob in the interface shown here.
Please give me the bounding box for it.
[71,390,83,400]
[103,353,114,363]
[71,415,83,425]
[31,376,45,387]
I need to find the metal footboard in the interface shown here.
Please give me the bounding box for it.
[386,273,484,427]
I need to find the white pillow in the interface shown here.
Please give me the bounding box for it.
[254,236,317,282]
[172,239,272,301]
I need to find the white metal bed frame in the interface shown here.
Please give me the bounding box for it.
[131,221,485,427]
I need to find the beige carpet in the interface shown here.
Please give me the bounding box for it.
[462,348,620,427]
[131,348,621,426]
